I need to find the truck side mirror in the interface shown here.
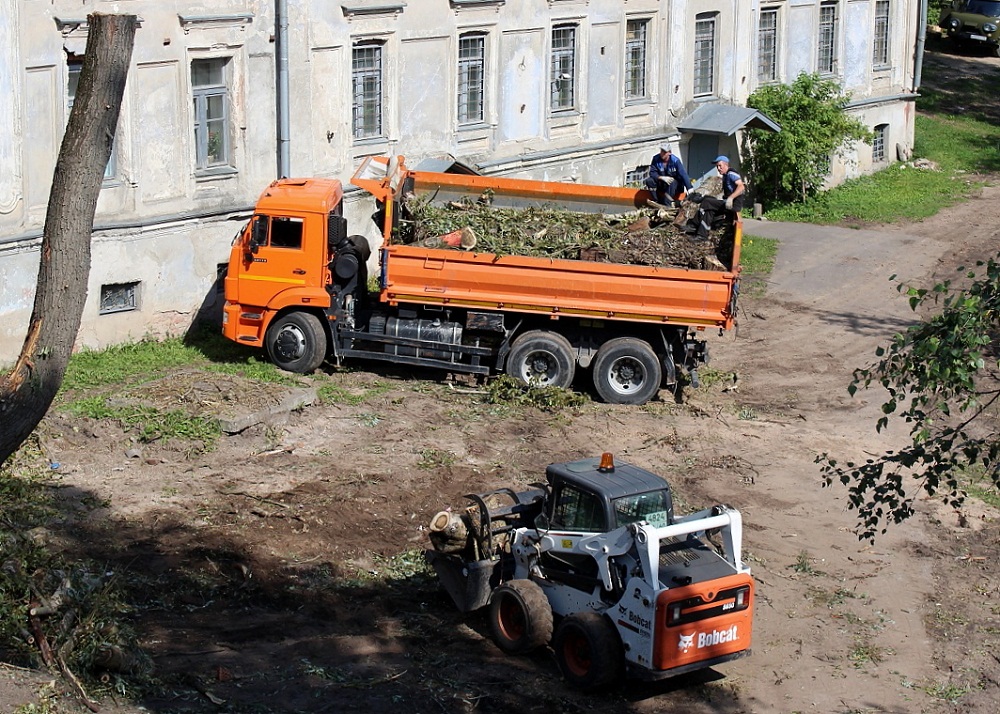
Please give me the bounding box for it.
[249,216,268,255]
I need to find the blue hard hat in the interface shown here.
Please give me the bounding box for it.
[714,155,730,163]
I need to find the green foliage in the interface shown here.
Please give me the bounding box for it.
[818,257,1000,540]
[485,374,588,411]
[746,73,872,204]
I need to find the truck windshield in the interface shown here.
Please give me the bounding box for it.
[968,1,1000,16]
[613,490,671,528]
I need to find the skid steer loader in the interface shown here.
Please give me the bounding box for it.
[426,453,754,689]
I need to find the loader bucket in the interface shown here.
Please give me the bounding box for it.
[426,551,501,613]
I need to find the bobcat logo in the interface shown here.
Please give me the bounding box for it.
[678,633,694,653]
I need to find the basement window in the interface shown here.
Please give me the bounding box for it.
[625,165,647,188]
[99,281,139,314]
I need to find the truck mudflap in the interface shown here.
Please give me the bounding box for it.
[425,551,504,613]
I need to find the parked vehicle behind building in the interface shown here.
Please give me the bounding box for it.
[939,0,1000,56]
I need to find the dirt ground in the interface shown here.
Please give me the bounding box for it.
[3,42,1000,714]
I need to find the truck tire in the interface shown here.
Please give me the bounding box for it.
[553,612,623,690]
[265,312,327,374]
[507,331,576,389]
[488,580,553,654]
[591,337,662,405]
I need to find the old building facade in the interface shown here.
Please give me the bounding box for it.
[0,0,923,365]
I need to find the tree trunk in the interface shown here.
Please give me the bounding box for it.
[0,14,137,465]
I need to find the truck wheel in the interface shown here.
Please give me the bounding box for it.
[553,612,623,691]
[591,337,662,405]
[265,312,327,374]
[488,580,553,654]
[507,331,576,389]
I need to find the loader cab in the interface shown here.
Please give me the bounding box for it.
[545,455,674,532]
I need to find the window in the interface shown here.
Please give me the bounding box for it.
[613,491,671,528]
[68,58,116,181]
[552,486,606,532]
[191,58,231,171]
[873,124,888,162]
[625,19,648,101]
[817,2,839,75]
[269,216,304,249]
[458,33,485,125]
[352,42,384,140]
[758,8,779,83]
[873,0,890,67]
[625,165,647,187]
[550,25,577,112]
[99,282,139,315]
[694,14,717,96]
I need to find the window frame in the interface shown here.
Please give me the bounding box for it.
[68,58,118,183]
[191,57,233,174]
[873,0,891,68]
[817,1,839,76]
[550,24,578,113]
[457,32,487,126]
[624,18,649,102]
[99,281,140,315]
[872,123,888,163]
[352,40,385,141]
[757,7,779,84]
[694,13,717,97]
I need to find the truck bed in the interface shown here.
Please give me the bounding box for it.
[352,157,740,330]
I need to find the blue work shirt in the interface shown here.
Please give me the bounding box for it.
[721,169,743,198]
[648,153,692,192]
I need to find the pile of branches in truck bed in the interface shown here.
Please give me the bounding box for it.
[395,180,735,272]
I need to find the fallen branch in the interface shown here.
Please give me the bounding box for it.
[57,652,100,712]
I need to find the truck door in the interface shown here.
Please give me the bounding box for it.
[237,213,316,308]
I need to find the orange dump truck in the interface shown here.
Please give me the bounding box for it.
[222,156,741,405]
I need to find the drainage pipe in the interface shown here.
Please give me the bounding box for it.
[275,0,290,178]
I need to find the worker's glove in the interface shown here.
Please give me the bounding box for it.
[724,197,734,210]
[658,175,675,185]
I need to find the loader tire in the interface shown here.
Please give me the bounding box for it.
[553,612,624,690]
[488,580,553,655]
[265,311,327,374]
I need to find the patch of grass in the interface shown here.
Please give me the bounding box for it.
[695,367,738,389]
[790,550,821,576]
[61,338,200,392]
[807,585,858,608]
[922,680,969,703]
[61,332,297,398]
[317,379,393,406]
[417,448,457,470]
[739,235,778,298]
[62,397,220,449]
[849,638,893,668]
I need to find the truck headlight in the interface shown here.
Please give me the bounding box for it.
[984,22,998,32]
